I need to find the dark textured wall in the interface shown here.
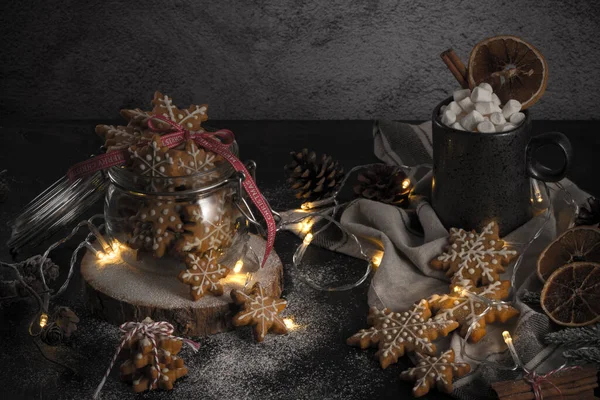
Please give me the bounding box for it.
[1,0,599,120]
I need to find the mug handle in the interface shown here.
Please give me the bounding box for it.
[525,131,573,182]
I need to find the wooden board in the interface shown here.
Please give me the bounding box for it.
[81,235,283,337]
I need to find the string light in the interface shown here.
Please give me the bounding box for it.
[300,218,313,234]
[283,318,298,331]
[39,313,48,328]
[233,259,244,274]
[401,178,411,190]
[502,331,523,369]
[531,179,543,203]
[371,252,383,268]
[303,232,314,246]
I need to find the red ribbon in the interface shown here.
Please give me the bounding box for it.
[523,366,581,400]
[67,116,275,267]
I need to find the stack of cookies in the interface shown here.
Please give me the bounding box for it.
[99,92,238,301]
[348,221,520,398]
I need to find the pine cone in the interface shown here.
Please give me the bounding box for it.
[575,197,600,227]
[284,149,344,202]
[353,164,411,205]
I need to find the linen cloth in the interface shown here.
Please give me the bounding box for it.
[281,120,589,399]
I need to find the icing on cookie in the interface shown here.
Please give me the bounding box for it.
[178,249,230,300]
[347,300,458,369]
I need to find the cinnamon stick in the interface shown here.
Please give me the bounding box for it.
[492,365,597,397]
[440,49,469,88]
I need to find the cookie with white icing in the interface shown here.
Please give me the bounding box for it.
[95,124,153,153]
[128,198,184,258]
[429,281,519,343]
[347,300,458,369]
[231,283,288,342]
[178,249,230,300]
[151,91,208,132]
[400,349,470,397]
[430,222,518,287]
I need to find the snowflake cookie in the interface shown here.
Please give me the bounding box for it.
[430,222,518,287]
[347,300,458,369]
[172,139,223,182]
[173,190,235,256]
[128,199,184,258]
[399,349,470,397]
[151,91,208,132]
[429,281,519,343]
[128,135,179,179]
[230,283,288,342]
[178,249,230,300]
[95,124,153,152]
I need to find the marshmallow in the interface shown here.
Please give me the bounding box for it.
[453,88,471,102]
[478,82,493,92]
[509,112,525,125]
[497,123,516,132]
[471,87,492,103]
[502,99,522,119]
[447,101,463,116]
[451,122,465,131]
[460,110,485,131]
[489,112,506,126]
[457,96,475,113]
[474,102,502,116]
[441,109,456,126]
[491,93,502,106]
[477,120,496,133]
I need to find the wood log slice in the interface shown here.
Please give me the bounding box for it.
[81,234,283,337]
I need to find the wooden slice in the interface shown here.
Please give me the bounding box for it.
[81,235,283,337]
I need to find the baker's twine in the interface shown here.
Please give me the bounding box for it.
[523,366,581,400]
[93,320,199,399]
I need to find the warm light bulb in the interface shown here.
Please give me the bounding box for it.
[402,178,411,190]
[372,255,382,268]
[301,218,313,234]
[39,313,49,328]
[283,318,298,330]
[96,251,105,260]
[303,233,314,245]
[233,260,244,274]
[301,203,310,211]
[502,331,512,344]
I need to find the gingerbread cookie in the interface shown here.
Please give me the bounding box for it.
[347,300,458,369]
[151,91,208,132]
[230,283,288,342]
[429,281,519,343]
[173,139,223,181]
[95,124,153,152]
[178,249,230,300]
[119,321,188,393]
[128,135,179,179]
[120,107,152,129]
[399,349,470,397]
[430,222,518,287]
[128,199,184,258]
[173,190,235,255]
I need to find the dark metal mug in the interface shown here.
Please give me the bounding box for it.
[431,97,573,237]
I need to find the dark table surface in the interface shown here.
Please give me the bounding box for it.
[0,120,598,400]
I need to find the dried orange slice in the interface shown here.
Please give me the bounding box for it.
[467,35,548,109]
[541,262,600,327]
[537,226,600,282]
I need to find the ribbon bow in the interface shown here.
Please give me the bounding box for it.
[67,115,276,268]
[93,320,199,399]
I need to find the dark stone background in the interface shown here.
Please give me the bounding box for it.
[1,0,600,121]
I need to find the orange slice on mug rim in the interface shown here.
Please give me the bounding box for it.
[467,35,548,109]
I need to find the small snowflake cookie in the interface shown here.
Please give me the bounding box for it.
[151,91,208,132]
[128,198,184,258]
[429,281,519,343]
[95,124,153,153]
[430,222,518,287]
[173,190,236,256]
[347,300,458,369]
[399,349,470,397]
[178,249,230,300]
[230,283,288,342]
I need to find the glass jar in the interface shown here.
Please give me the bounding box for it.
[104,141,248,271]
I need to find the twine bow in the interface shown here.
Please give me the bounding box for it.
[93,320,199,399]
[523,366,581,400]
